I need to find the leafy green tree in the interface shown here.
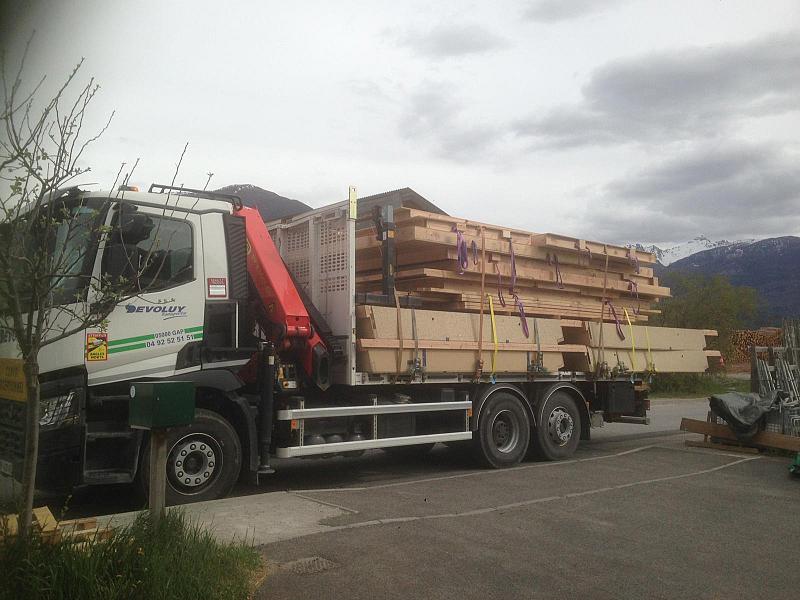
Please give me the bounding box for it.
[654,272,759,359]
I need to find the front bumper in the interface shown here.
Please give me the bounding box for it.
[3,422,82,493]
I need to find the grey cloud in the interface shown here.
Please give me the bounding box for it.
[398,24,508,58]
[513,33,800,148]
[578,144,800,245]
[397,84,500,161]
[524,0,628,23]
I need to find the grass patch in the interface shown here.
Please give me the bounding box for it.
[649,373,750,398]
[0,510,261,600]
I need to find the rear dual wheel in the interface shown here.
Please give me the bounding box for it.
[474,390,582,467]
[531,391,581,460]
[474,392,531,468]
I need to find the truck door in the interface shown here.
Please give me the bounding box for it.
[85,204,205,385]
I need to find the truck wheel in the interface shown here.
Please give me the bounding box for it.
[532,391,581,460]
[474,392,530,468]
[140,409,242,505]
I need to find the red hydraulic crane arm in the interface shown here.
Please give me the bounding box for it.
[235,205,329,388]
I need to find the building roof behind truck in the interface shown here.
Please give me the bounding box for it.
[353,187,446,219]
[265,186,447,228]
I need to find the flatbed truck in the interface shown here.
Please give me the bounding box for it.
[0,184,649,504]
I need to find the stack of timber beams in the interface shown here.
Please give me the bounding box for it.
[356,207,664,322]
[352,205,719,376]
[355,305,720,376]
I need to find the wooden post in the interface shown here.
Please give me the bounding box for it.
[149,430,168,526]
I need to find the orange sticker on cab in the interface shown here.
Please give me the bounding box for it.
[86,332,108,361]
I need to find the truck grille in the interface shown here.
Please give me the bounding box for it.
[0,398,26,460]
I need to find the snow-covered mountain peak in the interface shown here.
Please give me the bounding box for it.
[636,237,756,265]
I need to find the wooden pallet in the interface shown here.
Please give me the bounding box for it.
[0,506,113,546]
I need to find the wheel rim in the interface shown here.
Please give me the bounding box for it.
[491,409,520,453]
[167,433,222,495]
[547,406,574,447]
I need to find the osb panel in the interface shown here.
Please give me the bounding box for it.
[587,322,709,351]
[357,305,564,345]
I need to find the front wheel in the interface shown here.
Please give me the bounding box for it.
[139,408,242,505]
[532,391,581,460]
[474,392,530,468]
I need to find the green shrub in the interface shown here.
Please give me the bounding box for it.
[0,510,260,600]
[649,373,750,398]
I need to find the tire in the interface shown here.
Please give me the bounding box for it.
[474,392,530,468]
[532,391,581,461]
[139,409,242,505]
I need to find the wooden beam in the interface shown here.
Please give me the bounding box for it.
[389,206,657,264]
[684,440,760,454]
[680,418,800,452]
[357,339,588,353]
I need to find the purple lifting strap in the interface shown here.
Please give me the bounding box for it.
[452,225,469,274]
[624,278,641,315]
[547,253,565,289]
[495,263,506,307]
[513,293,529,338]
[605,300,625,340]
[575,241,592,261]
[509,238,517,294]
[471,240,479,265]
[627,247,640,274]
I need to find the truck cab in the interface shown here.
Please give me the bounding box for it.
[1,186,262,502]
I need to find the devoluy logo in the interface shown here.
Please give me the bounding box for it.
[125,304,187,320]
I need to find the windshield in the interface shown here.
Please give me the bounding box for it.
[49,199,109,305]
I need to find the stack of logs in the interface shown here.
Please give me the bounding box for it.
[729,328,782,363]
[356,207,666,323]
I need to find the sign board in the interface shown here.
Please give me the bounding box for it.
[0,358,26,403]
[86,332,108,362]
[207,277,227,298]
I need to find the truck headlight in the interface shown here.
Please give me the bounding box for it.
[39,391,77,428]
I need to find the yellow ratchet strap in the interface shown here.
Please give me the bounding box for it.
[488,293,498,376]
[623,307,637,372]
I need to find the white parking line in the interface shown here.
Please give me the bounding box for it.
[290,492,360,514]
[294,445,659,494]
[320,455,760,534]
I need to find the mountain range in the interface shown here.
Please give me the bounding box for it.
[636,236,755,266]
[215,184,311,221]
[657,236,800,325]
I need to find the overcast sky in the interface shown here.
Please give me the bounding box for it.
[2,0,798,246]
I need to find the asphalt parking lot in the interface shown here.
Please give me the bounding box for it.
[252,402,799,600]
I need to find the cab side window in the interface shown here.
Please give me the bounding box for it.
[102,208,194,292]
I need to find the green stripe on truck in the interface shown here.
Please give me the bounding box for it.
[106,333,204,354]
[108,333,154,346]
[108,342,148,354]
[108,327,204,347]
